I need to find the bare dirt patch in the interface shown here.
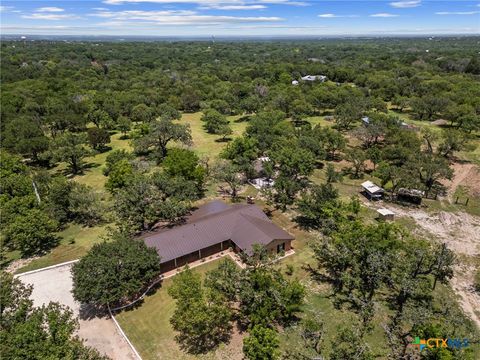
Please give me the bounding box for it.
[16,264,138,360]
[367,202,480,329]
[442,163,480,201]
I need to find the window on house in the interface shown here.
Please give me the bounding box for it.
[277,242,285,254]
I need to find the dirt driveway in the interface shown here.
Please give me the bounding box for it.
[16,263,139,360]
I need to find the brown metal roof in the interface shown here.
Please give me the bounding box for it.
[143,201,294,263]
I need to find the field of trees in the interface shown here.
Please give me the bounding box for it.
[1,38,479,359]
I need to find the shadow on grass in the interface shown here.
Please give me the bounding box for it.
[234,115,252,123]
[214,137,232,143]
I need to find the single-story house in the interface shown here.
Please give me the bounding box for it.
[143,201,294,273]
[361,181,384,200]
[301,75,327,82]
[377,208,395,221]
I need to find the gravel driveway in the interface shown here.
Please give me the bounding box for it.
[16,263,139,360]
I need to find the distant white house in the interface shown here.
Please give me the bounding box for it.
[292,80,299,86]
[361,116,370,125]
[250,156,275,189]
[301,75,327,82]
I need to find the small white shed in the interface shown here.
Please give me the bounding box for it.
[377,208,395,221]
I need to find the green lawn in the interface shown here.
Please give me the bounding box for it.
[116,259,243,360]
[178,113,248,158]
[15,224,108,274]
[72,132,132,189]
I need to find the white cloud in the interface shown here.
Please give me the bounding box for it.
[370,13,399,17]
[199,4,267,10]
[390,1,421,8]
[36,7,65,12]
[103,0,307,6]
[259,0,309,5]
[435,11,479,15]
[90,9,283,25]
[22,13,80,21]
[318,13,358,18]
[0,5,14,12]
[92,7,110,11]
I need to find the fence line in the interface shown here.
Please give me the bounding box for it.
[14,259,80,278]
[108,305,143,360]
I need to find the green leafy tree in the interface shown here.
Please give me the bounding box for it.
[213,160,243,200]
[52,132,92,174]
[437,129,475,158]
[105,159,135,192]
[163,148,206,188]
[321,128,346,160]
[313,221,401,330]
[202,109,231,135]
[335,98,365,130]
[133,117,192,160]
[117,115,132,137]
[237,260,304,327]
[221,136,259,179]
[114,174,189,231]
[245,111,292,153]
[103,149,134,176]
[325,163,343,184]
[3,208,58,256]
[71,233,161,307]
[270,144,315,209]
[431,243,455,290]
[345,148,367,179]
[3,117,49,162]
[243,325,280,360]
[131,103,154,123]
[411,96,450,121]
[204,258,241,303]
[87,109,114,129]
[169,267,233,354]
[330,327,373,360]
[411,154,453,196]
[87,127,111,151]
[157,103,181,121]
[67,183,105,227]
[296,183,341,232]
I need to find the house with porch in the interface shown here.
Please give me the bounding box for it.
[142,200,294,273]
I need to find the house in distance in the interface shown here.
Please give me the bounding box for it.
[143,200,294,273]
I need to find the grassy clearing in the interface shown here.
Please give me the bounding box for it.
[15,224,108,274]
[178,113,248,158]
[116,258,243,360]
[72,132,132,189]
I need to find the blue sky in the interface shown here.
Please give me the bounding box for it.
[1,1,479,36]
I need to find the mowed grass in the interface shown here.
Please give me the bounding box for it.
[15,224,109,274]
[116,258,243,360]
[178,113,248,158]
[73,132,132,189]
